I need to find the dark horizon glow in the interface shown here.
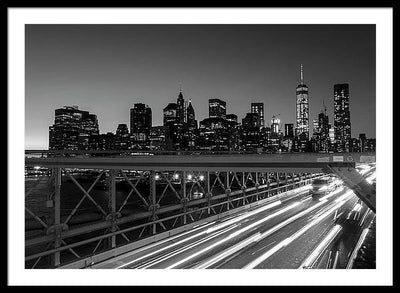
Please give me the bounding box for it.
[25,24,376,149]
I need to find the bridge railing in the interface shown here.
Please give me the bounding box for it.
[25,165,322,269]
[25,149,377,159]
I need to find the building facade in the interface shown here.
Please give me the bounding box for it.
[209,98,227,119]
[114,124,130,150]
[49,106,99,150]
[285,123,294,138]
[251,102,265,128]
[311,110,330,153]
[295,64,310,152]
[130,103,152,147]
[334,83,351,152]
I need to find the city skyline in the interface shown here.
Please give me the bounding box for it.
[26,24,376,149]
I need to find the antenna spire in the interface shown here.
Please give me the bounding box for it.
[300,64,304,85]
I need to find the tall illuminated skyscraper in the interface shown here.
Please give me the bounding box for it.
[251,102,265,127]
[334,83,351,152]
[295,64,310,151]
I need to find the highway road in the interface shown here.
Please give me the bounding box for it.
[90,168,375,269]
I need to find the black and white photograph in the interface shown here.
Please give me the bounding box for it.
[7,5,393,286]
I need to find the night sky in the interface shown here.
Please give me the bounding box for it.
[25,24,375,149]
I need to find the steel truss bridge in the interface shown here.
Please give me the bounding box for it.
[24,151,376,269]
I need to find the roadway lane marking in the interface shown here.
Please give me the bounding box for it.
[242,192,355,269]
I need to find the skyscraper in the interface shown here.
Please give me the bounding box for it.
[185,100,197,149]
[283,123,294,152]
[49,106,99,150]
[312,119,319,135]
[241,113,261,151]
[251,103,265,128]
[163,101,185,150]
[163,103,178,125]
[318,110,329,136]
[271,115,281,134]
[177,90,185,124]
[284,123,294,138]
[359,133,367,152]
[130,103,152,143]
[114,124,130,150]
[334,83,351,152]
[186,100,197,129]
[295,64,310,151]
[226,114,239,151]
[209,98,226,119]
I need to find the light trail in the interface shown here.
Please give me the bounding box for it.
[115,221,222,269]
[193,233,263,269]
[332,251,339,269]
[299,224,342,269]
[135,224,239,269]
[352,203,362,212]
[115,182,347,269]
[366,172,376,184]
[116,199,282,269]
[193,199,330,269]
[205,200,282,234]
[346,227,370,269]
[326,251,332,269]
[243,192,355,269]
[165,201,302,269]
[319,186,344,201]
[107,221,216,268]
[360,209,371,226]
[335,190,354,203]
